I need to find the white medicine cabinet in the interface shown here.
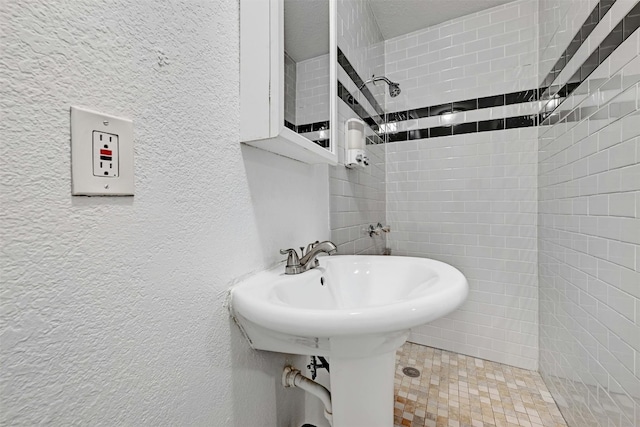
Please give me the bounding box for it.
[240,0,338,165]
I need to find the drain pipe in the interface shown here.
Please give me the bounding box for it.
[283,366,333,426]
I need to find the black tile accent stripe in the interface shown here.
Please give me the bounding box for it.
[506,115,536,129]
[336,48,541,144]
[506,90,537,105]
[335,9,639,145]
[430,103,453,116]
[540,0,617,98]
[453,122,478,135]
[337,81,376,127]
[284,120,330,134]
[383,115,536,143]
[384,89,538,126]
[337,47,534,126]
[479,118,505,132]
[478,94,505,108]
[540,2,640,126]
[429,126,452,137]
[337,80,385,145]
[337,47,385,117]
[388,131,408,142]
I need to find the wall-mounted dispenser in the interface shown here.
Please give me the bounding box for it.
[345,118,368,169]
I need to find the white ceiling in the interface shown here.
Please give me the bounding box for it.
[284,0,517,63]
[368,0,518,40]
[284,0,329,62]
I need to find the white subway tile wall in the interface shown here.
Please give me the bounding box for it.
[384,0,541,371]
[295,54,330,126]
[538,2,640,426]
[331,0,387,255]
[333,7,639,421]
[384,0,539,112]
[387,128,540,371]
[330,120,387,254]
[338,0,385,90]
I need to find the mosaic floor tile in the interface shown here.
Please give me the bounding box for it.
[394,343,567,427]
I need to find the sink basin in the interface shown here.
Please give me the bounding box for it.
[230,255,468,357]
[229,255,468,427]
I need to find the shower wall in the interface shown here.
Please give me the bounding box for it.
[384,0,538,112]
[537,0,640,425]
[296,54,330,128]
[384,0,541,370]
[283,53,331,145]
[330,0,387,255]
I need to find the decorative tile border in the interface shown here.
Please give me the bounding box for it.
[539,2,640,125]
[284,119,330,134]
[338,67,539,143]
[284,120,331,148]
[385,115,536,142]
[337,47,385,117]
[385,89,538,123]
[337,80,385,144]
[337,47,539,144]
[334,0,639,143]
[540,0,617,95]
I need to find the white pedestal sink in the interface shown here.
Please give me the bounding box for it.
[229,255,468,426]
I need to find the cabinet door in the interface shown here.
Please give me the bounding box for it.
[240,0,338,165]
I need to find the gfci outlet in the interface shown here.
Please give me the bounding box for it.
[71,106,134,196]
[93,131,119,177]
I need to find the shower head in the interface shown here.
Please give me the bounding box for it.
[389,82,401,98]
[358,75,402,98]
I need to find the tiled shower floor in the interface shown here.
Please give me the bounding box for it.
[394,343,567,427]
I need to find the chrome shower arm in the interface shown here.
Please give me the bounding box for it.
[358,75,394,91]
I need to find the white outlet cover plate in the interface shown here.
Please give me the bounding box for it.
[71,106,134,196]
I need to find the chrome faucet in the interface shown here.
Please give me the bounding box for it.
[279,241,337,275]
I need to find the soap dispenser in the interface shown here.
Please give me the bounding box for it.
[345,118,368,168]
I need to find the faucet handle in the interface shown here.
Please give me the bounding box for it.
[280,248,301,264]
[305,240,320,255]
[280,249,300,266]
[280,248,303,275]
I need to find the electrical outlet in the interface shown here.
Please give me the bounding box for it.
[93,131,119,177]
[71,106,134,196]
[93,130,120,177]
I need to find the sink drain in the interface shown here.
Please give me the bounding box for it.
[402,367,420,378]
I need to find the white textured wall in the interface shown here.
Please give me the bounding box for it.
[0,1,330,425]
[537,1,640,426]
